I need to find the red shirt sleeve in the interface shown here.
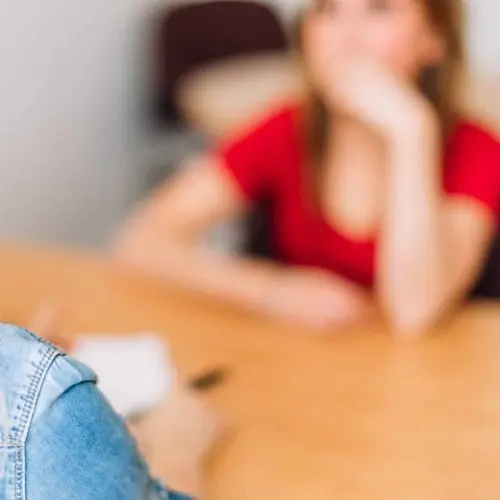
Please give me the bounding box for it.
[444,121,500,218]
[214,106,295,202]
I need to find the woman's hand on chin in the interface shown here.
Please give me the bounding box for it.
[325,56,436,138]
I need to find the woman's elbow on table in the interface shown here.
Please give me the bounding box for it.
[381,275,459,338]
[387,299,444,339]
[385,277,474,338]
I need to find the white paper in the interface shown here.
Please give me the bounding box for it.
[71,333,175,416]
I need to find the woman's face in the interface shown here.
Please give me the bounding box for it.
[302,0,444,94]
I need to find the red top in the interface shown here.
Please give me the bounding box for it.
[215,104,500,288]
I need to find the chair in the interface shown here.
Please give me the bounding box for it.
[471,236,500,299]
[242,198,277,260]
[144,1,289,197]
[151,0,289,126]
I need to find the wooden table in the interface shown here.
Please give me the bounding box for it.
[1,245,500,499]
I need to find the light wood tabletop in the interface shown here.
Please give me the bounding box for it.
[1,245,500,500]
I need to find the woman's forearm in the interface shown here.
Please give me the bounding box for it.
[113,229,281,312]
[114,228,378,327]
[377,114,450,333]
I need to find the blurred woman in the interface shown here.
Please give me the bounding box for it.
[115,0,500,335]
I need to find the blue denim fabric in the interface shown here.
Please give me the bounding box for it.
[0,324,192,500]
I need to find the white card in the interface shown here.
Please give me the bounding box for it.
[71,333,175,416]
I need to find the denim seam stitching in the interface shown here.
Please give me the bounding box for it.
[13,346,58,442]
[14,344,59,500]
[15,446,23,500]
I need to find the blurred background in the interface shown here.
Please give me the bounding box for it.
[0,0,498,248]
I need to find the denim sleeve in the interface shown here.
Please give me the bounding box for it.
[26,366,189,500]
[0,324,192,500]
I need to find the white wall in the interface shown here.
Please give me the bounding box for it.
[466,0,500,77]
[0,0,155,245]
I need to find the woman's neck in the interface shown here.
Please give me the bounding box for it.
[328,115,384,152]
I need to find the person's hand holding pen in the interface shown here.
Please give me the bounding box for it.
[128,376,223,498]
[28,300,223,498]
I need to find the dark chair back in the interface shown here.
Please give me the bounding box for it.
[152,0,288,125]
[241,200,277,260]
[471,235,500,299]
